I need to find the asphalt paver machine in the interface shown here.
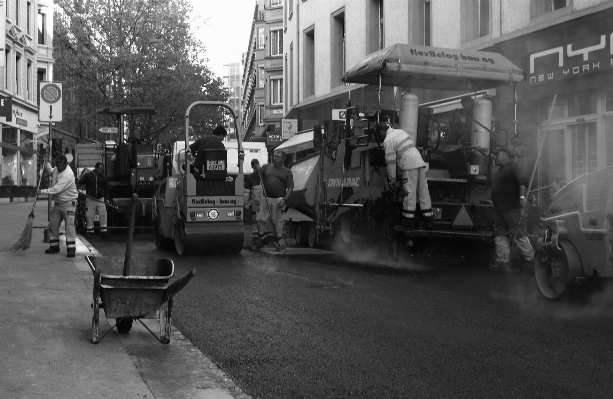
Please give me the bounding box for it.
[284,44,537,260]
[536,164,613,298]
[152,102,245,255]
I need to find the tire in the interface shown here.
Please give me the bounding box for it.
[295,223,307,247]
[154,219,172,250]
[116,318,133,333]
[535,238,583,299]
[174,222,187,256]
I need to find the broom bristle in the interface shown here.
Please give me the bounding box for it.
[2,214,35,252]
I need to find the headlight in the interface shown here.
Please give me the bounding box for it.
[208,209,219,220]
[196,211,205,218]
[227,211,235,217]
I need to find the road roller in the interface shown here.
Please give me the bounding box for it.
[535,164,613,299]
[152,101,245,255]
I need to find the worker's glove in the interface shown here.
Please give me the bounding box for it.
[386,178,396,189]
[78,189,86,195]
[519,196,528,208]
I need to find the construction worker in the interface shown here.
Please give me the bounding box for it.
[378,122,434,230]
[254,151,294,251]
[78,162,110,238]
[244,159,263,245]
[189,125,227,175]
[37,155,79,257]
[489,146,535,273]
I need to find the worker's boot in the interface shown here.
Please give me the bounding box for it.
[67,248,76,258]
[45,246,60,254]
[425,216,435,231]
[400,219,415,230]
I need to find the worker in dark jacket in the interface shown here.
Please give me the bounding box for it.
[78,162,110,238]
[189,125,227,174]
[489,146,534,273]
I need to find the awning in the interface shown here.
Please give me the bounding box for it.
[274,131,314,155]
[342,43,524,92]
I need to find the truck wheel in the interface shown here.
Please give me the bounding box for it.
[154,219,172,250]
[536,238,583,299]
[303,222,317,248]
[295,223,308,247]
[338,213,352,245]
[174,222,188,256]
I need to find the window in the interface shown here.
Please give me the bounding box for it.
[367,0,380,53]
[378,0,384,49]
[5,49,10,91]
[303,27,315,97]
[27,1,32,34]
[37,69,45,105]
[462,0,490,42]
[258,104,265,125]
[571,122,597,180]
[258,27,265,49]
[289,43,294,107]
[38,11,46,44]
[270,0,283,7]
[258,66,265,88]
[420,0,431,46]
[331,10,345,88]
[270,29,283,57]
[15,53,21,95]
[270,77,283,105]
[531,0,567,18]
[16,0,20,25]
[27,61,32,101]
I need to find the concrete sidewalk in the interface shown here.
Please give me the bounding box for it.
[0,200,250,399]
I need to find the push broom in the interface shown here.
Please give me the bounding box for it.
[1,165,45,252]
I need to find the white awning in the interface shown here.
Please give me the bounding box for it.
[274,131,314,154]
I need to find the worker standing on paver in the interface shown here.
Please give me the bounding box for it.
[378,122,434,230]
[37,154,79,257]
[78,162,110,238]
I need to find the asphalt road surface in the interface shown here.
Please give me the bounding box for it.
[91,232,613,399]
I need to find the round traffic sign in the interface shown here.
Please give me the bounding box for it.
[41,84,62,104]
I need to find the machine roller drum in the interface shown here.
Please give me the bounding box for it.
[175,221,243,256]
[535,238,583,299]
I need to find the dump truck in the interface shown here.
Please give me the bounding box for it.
[152,102,245,255]
[282,43,540,261]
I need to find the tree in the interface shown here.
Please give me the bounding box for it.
[54,0,229,151]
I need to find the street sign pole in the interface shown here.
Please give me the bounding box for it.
[38,81,63,243]
[44,122,52,243]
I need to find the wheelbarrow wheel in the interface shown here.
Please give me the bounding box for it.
[92,299,99,344]
[159,297,173,344]
[116,318,133,333]
[92,267,101,344]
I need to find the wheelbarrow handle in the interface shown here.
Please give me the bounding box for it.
[163,269,197,303]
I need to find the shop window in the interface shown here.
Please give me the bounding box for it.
[570,122,597,180]
[531,0,567,18]
[605,117,613,167]
[567,92,597,117]
[1,148,18,186]
[538,97,564,121]
[606,90,613,113]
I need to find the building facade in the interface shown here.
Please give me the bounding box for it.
[0,0,54,202]
[224,62,242,140]
[241,0,284,149]
[283,0,613,205]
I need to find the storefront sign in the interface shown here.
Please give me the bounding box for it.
[0,95,12,121]
[16,117,27,127]
[528,32,613,84]
[281,119,297,140]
